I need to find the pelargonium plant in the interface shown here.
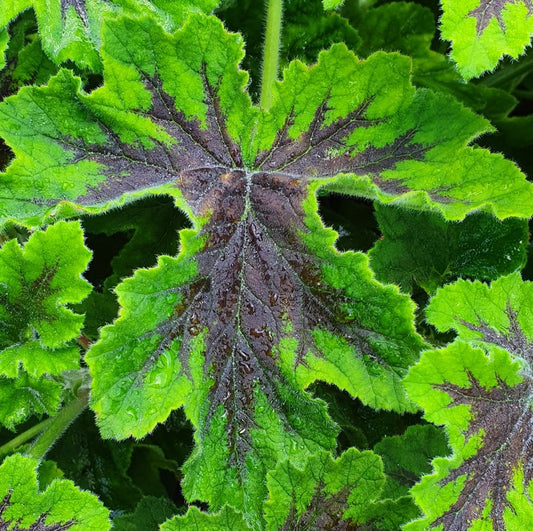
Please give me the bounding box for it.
[0,0,531,529]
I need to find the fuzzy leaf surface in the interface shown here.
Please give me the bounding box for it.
[66,13,432,519]
[369,205,528,294]
[441,0,533,78]
[0,453,110,530]
[264,448,385,529]
[404,273,533,529]
[0,0,219,69]
[0,221,91,428]
[162,505,249,530]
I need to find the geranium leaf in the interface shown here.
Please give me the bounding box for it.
[264,448,385,529]
[0,0,219,70]
[369,205,528,294]
[0,11,57,101]
[0,453,110,530]
[0,16,532,225]
[354,1,519,120]
[440,0,533,79]
[161,505,250,530]
[403,273,533,529]
[0,221,92,428]
[357,424,449,529]
[111,495,178,531]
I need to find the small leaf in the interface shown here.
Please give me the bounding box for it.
[0,453,110,530]
[264,448,385,529]
[369,205,528,294]
[440,0,533,78]
[0,221,92,428]
[161,505,250,530]
[404,273,533,529]
[354,424,449,529]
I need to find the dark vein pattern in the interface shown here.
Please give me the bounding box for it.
[0,492,75,531]
[281,482,352,531]
[78,69,427,458]
[435,376,532,529]
[468,0,533,35]
[60,0,91,26]
[433,307,533,529]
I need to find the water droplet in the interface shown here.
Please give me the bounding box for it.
[238,349,251,362]
[250,327,265,338]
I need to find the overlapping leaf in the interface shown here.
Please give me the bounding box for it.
[163,448,384,530]
[0,221,91,428]
[404,273,533,529]
[0,11,57,102]
[369,205,528,294]
[264,448,384,529]
[0,9,531,522]
[162,505,249,530]
[357,424,449,530]
[441,0,533,79]
[0,0,219,69]
[0,453,110,530]
[354,2,518,120]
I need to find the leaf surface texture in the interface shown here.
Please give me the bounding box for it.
[404,273,533,529]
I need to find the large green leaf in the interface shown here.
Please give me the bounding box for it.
[440,0,533,79]
[404,273,533,529]
[0,9,531,522]
[0,221,91,428]
[0,453,110,530]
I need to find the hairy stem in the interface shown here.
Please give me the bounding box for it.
[0,417,52,457]
[260,0,283,110]
[26,389,89,461]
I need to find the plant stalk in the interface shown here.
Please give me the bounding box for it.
[26,389,89,461]
[0,417,52,457]
[260,0,283,110]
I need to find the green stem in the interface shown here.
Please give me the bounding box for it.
[260,0,283,110]
[26,390,89,461]
[0,417,52,457]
